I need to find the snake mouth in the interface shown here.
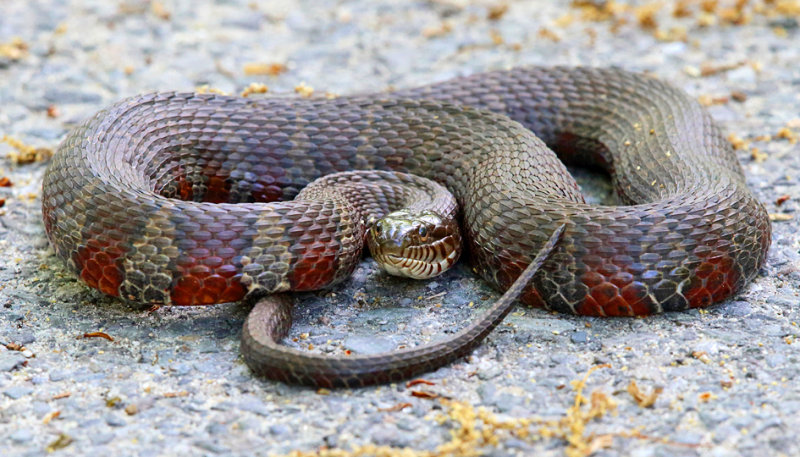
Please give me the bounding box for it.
[376,236,460,279]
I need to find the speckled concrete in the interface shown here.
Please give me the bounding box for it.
[1,1,799,456]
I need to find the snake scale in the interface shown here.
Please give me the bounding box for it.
[42,67,771,387]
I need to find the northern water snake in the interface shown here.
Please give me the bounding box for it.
[41,67,771,387]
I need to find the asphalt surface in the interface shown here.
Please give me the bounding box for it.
[1,1,799,456]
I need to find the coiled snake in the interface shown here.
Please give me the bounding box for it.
[42,67,771,387]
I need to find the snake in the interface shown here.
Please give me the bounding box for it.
[41,67,771,387]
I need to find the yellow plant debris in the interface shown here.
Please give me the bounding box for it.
[0,37,28,60]
[195,85,229,95]
[276,364,623,457]
[627,380,663,408]
[243,62,287,76]
[294,82,315,98]
[777,127,798,144]
[422,21,453,38]
[1,135,53,164]
[151,1,171,20]
[560,1,800,41]
[241,82,269,97]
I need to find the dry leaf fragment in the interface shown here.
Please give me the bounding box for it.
[1,135,54,165]
[406,379,436,387]
[635,3,661,29]
[697,94,729,106]
[698,391,716,402]
[411,390,439,399]
[488,3,509,20]
[422,21,453,38]
[240,82,269,97]
[43,410,60,424]
[5,342,24,351]
[730,91,747,102]
[700,61,744,76]
[750,147,768,162]
[151,1,171,20]
[489,29,504,45]
[195,85,229,95]
[727,133,749,150]
[627,380,662,408]
[164,391,189,398]
[378,402,412,412]
[82,331,114,341]
[673,0,693,17]
[538,27,561,41]
[769,213,794,221]
[692,350,711,364]
[46,434,73,452]
[294,82,314,98]
[777,127,798,144]
[243,62,287,76]
[0,37,28,60]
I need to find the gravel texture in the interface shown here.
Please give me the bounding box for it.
[1,1,799,456]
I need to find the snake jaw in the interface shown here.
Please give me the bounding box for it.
[378,235,461,279]
[367,210,462,279]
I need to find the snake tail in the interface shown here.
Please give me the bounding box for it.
[240,224,566,388]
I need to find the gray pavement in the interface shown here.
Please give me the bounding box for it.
[1,1,799,456]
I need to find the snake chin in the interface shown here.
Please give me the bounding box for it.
[367,209,462,279]
[379,240,460,279]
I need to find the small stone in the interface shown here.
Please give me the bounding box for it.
[3,386,33,399]
[699,409,730,428]
[673,432,703,445]
[720,300,752,317]
[726,66,756,85]
[170,363,192,376]
[49,370,69,382]
[10,428,34,443]
[269,424,291,436]
[105,413,127,427]
[238,399,272,417]
[477,382,497,403]
[343,335,395,354]
[32,401,50,416]
[43,87,103,104]
[371,424,413,447]
[11,331,36,345]
[769,17,798,30]
[0,352,26,372]
[570,331,588,344]
[476,363,502,381]
[766,353,786,368]
[194,440,230,454]
[206,422,228,435]
[90,433,115,445]
[491,392,518,413]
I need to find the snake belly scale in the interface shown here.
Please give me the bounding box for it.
[42,67,771,385]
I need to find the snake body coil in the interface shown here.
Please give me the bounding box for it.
[43,67,771,384]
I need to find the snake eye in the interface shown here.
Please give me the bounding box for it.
[418,225,428,239]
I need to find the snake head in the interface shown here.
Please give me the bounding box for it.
[367,209,461,279]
